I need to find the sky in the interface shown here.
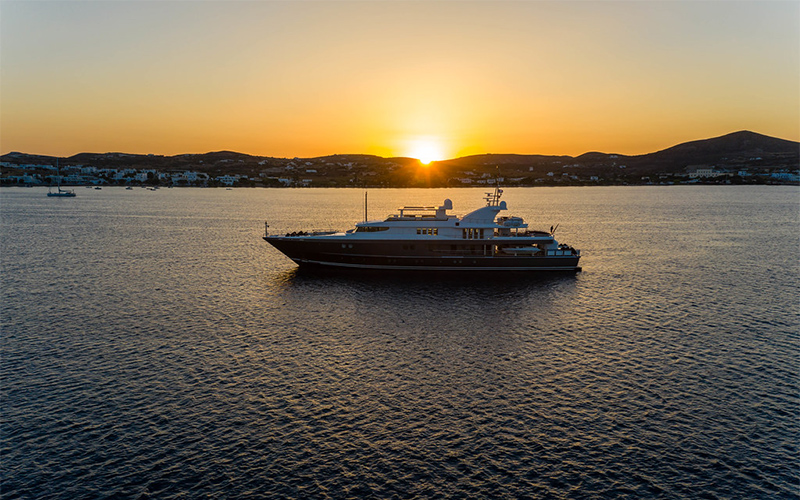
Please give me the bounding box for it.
[1,1,798,160]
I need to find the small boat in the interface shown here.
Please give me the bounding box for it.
[46,160,76,197]
[47,186,76,197]
[263,187,581,272]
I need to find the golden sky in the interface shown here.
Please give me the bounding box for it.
[1,1,798,160]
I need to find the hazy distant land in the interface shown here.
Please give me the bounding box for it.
[2,131,798,188]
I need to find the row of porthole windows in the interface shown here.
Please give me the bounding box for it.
[416,228,438,235]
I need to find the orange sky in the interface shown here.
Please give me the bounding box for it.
[1,1,798,160]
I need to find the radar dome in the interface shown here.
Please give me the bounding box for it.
[443,199,453,210]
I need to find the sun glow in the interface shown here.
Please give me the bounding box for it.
[407,138,446,164]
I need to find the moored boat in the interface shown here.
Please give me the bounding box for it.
[263,188,581,271]
[47,186,76,197]
[46,160,76,197]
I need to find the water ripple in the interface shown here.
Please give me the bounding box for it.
[2,187,798,499]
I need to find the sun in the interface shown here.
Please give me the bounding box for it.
[407,138,446,165]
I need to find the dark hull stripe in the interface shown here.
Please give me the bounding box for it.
[265,236,580,271]
[293,259,581,271]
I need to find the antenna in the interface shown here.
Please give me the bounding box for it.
[484,167,504,206]
[364,191,368,222]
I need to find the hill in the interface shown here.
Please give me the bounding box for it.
[624,131,799,173]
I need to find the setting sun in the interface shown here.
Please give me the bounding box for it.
[407,138,446,164]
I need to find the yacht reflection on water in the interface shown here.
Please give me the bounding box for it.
[269,263,580,293]
[265,264,581,340]
[264,187,581,272]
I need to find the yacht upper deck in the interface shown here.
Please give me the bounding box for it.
[384,199,454,221]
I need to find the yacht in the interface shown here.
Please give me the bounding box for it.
[263,188,581,271]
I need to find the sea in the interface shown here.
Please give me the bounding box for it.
[1,185,798,499]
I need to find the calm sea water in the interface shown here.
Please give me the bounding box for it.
[2,186,798,499]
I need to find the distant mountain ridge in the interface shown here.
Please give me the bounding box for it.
[2,130,796,166]
[444,131,798,171]
[2,130,797,187]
